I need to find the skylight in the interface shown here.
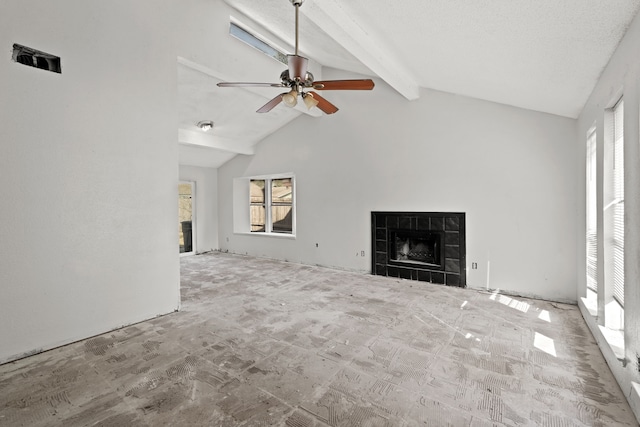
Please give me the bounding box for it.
[229,22,288,65]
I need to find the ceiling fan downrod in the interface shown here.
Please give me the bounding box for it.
[290,0,304,55]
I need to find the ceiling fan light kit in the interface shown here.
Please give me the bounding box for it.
[303,92,319,109]
[282,89,298,107]
[217,0,374,114]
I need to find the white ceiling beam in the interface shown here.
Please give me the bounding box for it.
[301,0,420,101]
[178,129,255,155]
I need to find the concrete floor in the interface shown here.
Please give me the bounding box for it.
[0,252,637,426]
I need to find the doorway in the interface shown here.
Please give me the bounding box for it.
[179,182,195,255]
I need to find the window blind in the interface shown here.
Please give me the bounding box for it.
[586,128,597,292]
[612,99,624,306]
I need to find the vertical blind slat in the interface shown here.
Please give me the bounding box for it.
[612,100,624,306]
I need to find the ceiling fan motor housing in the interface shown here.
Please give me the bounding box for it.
[280,70,314,88]
[288,55,309,81]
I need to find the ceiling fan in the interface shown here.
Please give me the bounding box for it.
[217,0,375,114]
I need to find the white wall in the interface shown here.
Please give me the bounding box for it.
[0,0,180,363]
[218,76,579,302]
[179,165,219,252]
[576,9,640,421]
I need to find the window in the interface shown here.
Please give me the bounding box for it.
[611,99,624,307]
[586,127,597,292]
[250,179,266,231]
[250,177,294,234]
[229,22,288,65]
[178,182,195,254]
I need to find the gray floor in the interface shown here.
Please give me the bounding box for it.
[0,252,637,426]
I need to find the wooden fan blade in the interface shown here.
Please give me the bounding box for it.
[217,82,284,88]
[257,93,286,113]
[312,79,375,90]
[308,91,338,115]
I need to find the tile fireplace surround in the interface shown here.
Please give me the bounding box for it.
[371,211,466,287]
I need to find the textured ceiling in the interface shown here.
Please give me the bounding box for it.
[177,0,640,168]
[224,0,640,118]
[350,0,640,118]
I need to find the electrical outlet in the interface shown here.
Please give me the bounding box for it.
[472,262,478,269]
[361,250,365,256]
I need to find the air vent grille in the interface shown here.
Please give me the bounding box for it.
[12,43,61,73]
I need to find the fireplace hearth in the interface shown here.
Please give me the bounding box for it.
[372,212,466,287]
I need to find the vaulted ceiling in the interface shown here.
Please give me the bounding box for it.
[178,0,640,168]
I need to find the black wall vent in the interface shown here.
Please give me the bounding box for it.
[12,44,61,73]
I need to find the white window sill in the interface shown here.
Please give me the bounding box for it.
[235,232,296,239]
[580,297,626,364]
[582,295,597,316]
[598,325,625,362]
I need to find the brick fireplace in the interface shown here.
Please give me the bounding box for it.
[371,211,466,287]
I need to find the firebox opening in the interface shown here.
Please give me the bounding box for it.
[391,230,442,267]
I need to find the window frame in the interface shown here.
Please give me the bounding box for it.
[610,98,624,307]
[586,126,597,293]
[247,175,295,236]
[249,179,267,232]
[269,178,294,234]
